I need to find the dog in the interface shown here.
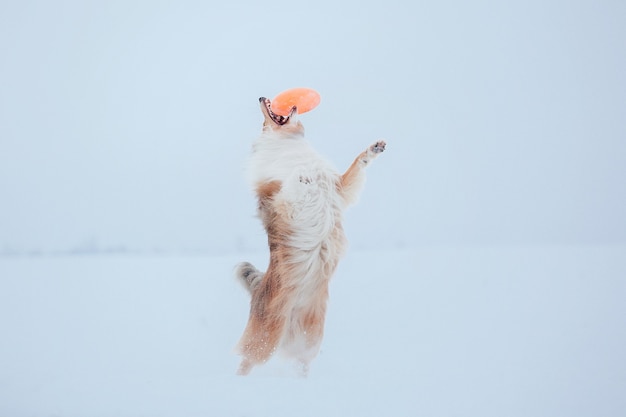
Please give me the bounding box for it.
[234,96,386,376]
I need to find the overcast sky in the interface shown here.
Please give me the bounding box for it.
[1,0,624,255]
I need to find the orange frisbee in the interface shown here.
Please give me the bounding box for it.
[271,87,321,116]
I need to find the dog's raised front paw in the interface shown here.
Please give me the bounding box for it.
[359,140,387,166]
[370,140,386,154]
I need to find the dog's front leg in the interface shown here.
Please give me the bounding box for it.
[339,140,386,205]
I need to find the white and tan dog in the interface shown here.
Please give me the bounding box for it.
[235,97,385,375]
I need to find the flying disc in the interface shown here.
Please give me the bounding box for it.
[271,87,321,116]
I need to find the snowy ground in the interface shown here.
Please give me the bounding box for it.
[1,246,625,417]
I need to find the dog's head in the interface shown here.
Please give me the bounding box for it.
[259,97,304,138]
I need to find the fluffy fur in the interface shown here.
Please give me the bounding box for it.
[234,97,385,376]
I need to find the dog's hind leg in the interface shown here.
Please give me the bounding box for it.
[236,267,289,375]
[234,262,263,294]
[236,312,285,375]
[295,318,325,377]
[339,140,386,205]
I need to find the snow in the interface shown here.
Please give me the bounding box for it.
[1,2,625,415]
[1,246,625,416]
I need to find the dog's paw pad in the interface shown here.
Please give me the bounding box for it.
[371,140,386,154]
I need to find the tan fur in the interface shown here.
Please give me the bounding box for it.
[235,97,385,375]
[238,178,336,375]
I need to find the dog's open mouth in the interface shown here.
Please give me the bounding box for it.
[259,97,293,125]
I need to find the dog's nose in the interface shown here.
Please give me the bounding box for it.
[259,97,266,103]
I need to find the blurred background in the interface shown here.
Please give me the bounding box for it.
[1,0,624,257]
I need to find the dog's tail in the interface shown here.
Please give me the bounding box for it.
[234,262,263,294]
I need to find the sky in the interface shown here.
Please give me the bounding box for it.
[1,0,625,255]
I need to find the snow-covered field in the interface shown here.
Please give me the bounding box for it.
[1,246,624,417]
